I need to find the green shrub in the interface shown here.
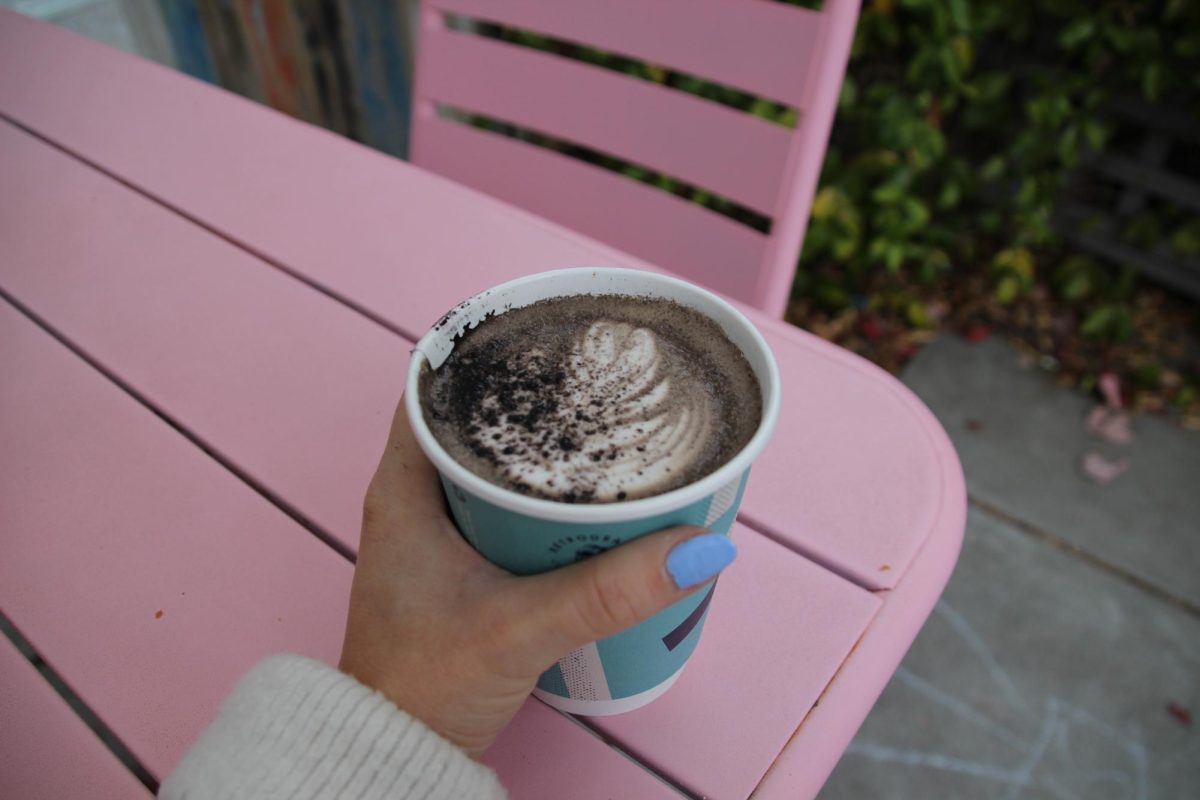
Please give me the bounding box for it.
[793,0,1199,320]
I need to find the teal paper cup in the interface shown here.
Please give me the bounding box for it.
[405,268,780,715]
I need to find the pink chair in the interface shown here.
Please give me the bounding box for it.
[409,0,859,318]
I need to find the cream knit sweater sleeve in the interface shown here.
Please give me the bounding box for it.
[159,655,506,800]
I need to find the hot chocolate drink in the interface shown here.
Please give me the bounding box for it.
[419,294,761,503]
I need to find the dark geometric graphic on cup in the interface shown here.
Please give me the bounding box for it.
[662,583,717,651]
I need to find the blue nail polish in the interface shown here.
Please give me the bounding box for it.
[666,533,737,589]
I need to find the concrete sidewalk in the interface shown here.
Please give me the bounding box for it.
[821,336,1199,800]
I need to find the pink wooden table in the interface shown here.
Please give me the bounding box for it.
[0,11,965,799]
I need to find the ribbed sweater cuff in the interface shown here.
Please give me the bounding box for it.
[159,654,505,799]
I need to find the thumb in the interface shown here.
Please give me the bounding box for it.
[504,527,737,670]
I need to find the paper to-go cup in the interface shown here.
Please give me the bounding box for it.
[405,268,781,715]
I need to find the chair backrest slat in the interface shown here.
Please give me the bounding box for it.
[413,0,861,316]
[426,0,822,108]
[418,114,769,301]
[419,25,792,215]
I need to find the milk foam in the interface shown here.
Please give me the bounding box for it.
[473,321,712,501]
[421,293,761,504]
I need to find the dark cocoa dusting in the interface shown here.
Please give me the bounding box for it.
[420,294,762,503]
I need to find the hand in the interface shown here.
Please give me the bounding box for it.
[338,397,737,758]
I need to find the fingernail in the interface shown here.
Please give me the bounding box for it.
[666,533,737,589]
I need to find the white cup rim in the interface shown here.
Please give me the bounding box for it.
[404,268,781,523]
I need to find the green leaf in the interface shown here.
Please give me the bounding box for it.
[814,281,850,311]
[949,0,970,31]
[993,247,1035,281]
[868,237,890,261]
[938,181,962,209]
[1104,25,1134,52]
[1142,62,1164,101]
[906,299,930,327]
[1083,119,1108,150]
[1171,220,1200,255]
[995,275,1020,304]
[902,196,931,228]
[1016,177,1038,207]
[811,187,840,220]
[1058,125,1080,166]
[1059,19,1095,50]
[832,232,859,260]
[1061,272,1092,301]
[749,99,775,120]
[980,156,1005,180]
[839,76,858,110]
[1134,364,1162,389]
[951,35,974,73]
[872,181,906,204]
[885,243,905,271]
[940,45,962,84]
[979,210,1003,232]
[1080,306,1115,337]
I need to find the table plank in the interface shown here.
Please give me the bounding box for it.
[0,300,683,800]
[0,636,152,799]
[0,298,353,778]
[0,9,957,591]
[595,528,879,799]
[0,116,399,554]
[754,482,965,799]
[0,115,882,797]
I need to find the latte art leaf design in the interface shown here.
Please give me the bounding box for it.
[471,321,715,501]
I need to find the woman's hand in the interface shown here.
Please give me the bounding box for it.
[338,397,736,758]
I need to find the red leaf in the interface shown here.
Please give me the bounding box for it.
[860,315,885,342]
[1168,702,1192,726]
[965,322,991,343]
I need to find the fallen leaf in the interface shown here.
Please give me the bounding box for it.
[926,300,949,323]
[1098,371,1122,409]
[1168,702,1193,727]
[1082,451,1129,484]
[1086,407,1133,445]
[965,322,991,343]
[860,315,885,342]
